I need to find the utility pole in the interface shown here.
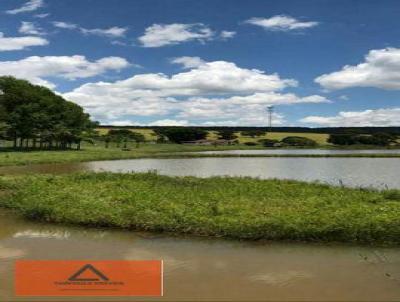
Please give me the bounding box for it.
[267,105,274,131]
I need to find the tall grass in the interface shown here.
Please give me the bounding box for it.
[1,172,399,244]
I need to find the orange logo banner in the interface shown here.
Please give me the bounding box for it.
[15,260,163,297]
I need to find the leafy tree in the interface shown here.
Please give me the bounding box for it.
[217,129,238,140]
[106,129,146,148]
[241,130,266,138]
[328,132,397,146]
[327,134,358,145]
[258,138,279,147]
[281,136,317,147]
[0,76,96,150]
[155,127,207,144]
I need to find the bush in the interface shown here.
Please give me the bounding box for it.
[328,134,358,145]
[258,138,279,147]
[241,130,266,138]
[153,127,207,144]
[328,132,397,146]
[244,142,258,146]
[281,136,317,147]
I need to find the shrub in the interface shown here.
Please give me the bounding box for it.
[244,142,258,146]
[258,138,279,147]
[328,132,397,146]
[281,136,317,147]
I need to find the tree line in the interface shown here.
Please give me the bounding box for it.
[0,77,97,150]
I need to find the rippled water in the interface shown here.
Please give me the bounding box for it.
[1,157,400,189]
[0,210,399,301]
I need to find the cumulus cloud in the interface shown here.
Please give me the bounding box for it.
[315,48,400,90]
[0,55,130,88]
[177,93,330,121]
[0,32,48,51]
[148,119,189,126]
[170,56,205,69]
[19,21,45,35]
[138,23,214,47]
[63,59,327,125]
[245,15,318,31]
[6,0,44,14]
[300,108,400,126]
[81,26,128,38]
[53,21,128,38]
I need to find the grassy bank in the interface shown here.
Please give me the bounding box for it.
[1,172,400,244]
[1,143,400,167]
[0,143,264,167]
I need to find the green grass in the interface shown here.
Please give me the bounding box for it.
[1,172,400,244]
[1,142,400,167]
[0,143,265,167]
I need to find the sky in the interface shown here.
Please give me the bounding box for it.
[0,0,400,127]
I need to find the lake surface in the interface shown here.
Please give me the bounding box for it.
[192,148,400,155]
[1,157,400,189]
[0,209,399,301]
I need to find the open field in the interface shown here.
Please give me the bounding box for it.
[96,128,331,145]
[1,142,400,167]
[1,172,400,244]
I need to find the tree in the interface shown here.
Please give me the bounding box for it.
[327,134,358,145]
[217,129,237,140]
[258,138,279,147]
[106,129,146,148]
[281,136,317,147]
[155,127,207,144]
[328,132,397,146]
[0,76,96,150]
[241,130,266,138]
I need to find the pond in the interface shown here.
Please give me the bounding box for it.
[191,148,400,155]
[1,157,400,189]
[0,209,399,301]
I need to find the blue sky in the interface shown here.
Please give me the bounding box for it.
[1,0,400,127]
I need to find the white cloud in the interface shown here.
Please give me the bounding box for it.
[0,32,48,51]
[301,108,400,126]
[81,26,128,38]
[315,48,400,90]
[53,21,128,38]
[170,56,205,69]
[245,15,318,31]
[108,120,141,126]
[34,13,49,18]
[63,59,327,125]
[52,21,78,30]
[19,21,45,35]
[200,112,286,127]
[138,23,214,47]
[6,0,44,14]
[0,55,130,88]
[177,93,330,121]
[148,119,189,126]
[220,30,236,39]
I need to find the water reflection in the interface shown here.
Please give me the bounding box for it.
[194,149,400,155]
[1,157,400,189]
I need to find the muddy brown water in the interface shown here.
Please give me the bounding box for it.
[0,209,399,301]
[1,157,400,301]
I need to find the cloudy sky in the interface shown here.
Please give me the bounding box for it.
[1,0,400,127]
